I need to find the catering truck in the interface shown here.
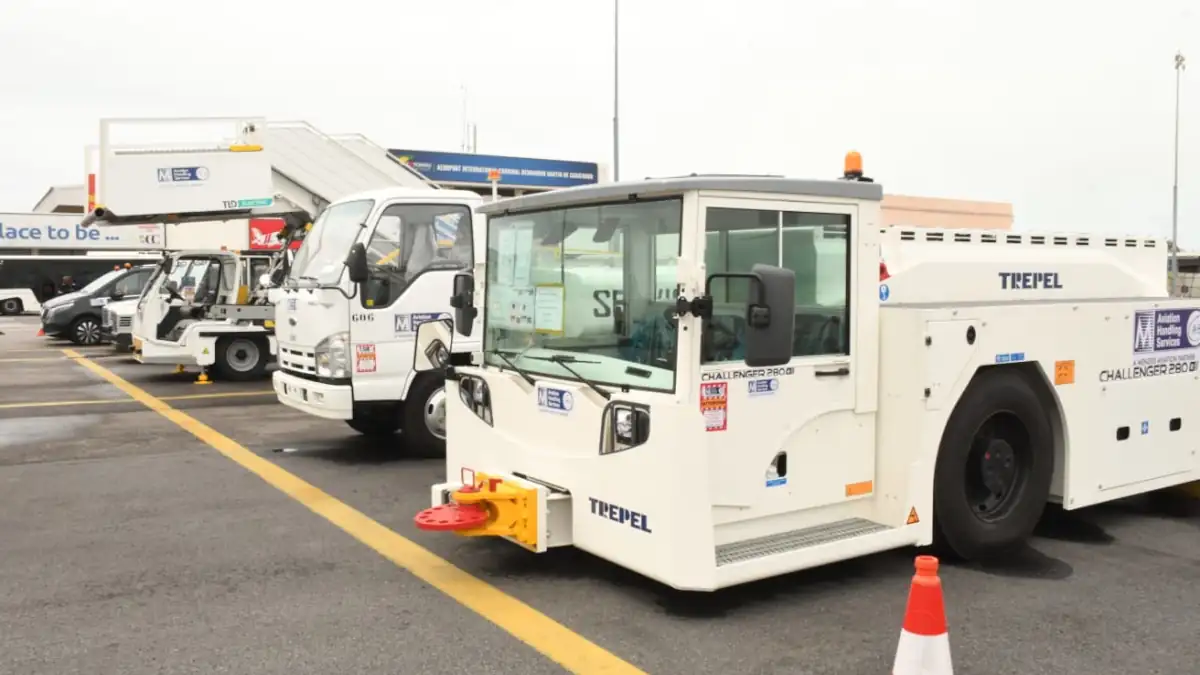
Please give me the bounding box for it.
[272,187,486,455]
[408,154,1200,592]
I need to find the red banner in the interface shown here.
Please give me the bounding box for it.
[248,218,301,250]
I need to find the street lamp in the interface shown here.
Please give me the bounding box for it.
[1172,51,1186,293]
[613,0,620,182]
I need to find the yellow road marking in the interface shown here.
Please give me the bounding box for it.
[0,390,275,410]
[62,348,643,675]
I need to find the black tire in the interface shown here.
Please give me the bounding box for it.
[213,335,269,381]
[932,367,1054,560]
[346,405,402,437]
[402,372,447,458]
[0,298,21,315]
[69,315,102,346]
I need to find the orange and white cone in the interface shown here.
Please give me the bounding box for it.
[892,555,953,675]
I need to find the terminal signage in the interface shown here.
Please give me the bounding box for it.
[0,213,164,250]
[389,149,599,189]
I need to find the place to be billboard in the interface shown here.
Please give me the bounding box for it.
[389,149,599,189]
[0,213,164,250]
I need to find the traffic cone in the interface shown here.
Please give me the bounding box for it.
[36,328,44,337]
[892,555,953,675]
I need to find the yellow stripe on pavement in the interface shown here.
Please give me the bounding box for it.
[62,348,643,675]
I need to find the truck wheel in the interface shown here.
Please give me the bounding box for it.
[69,316,102,345]
[932,368,1054,561]
[402,373,447,458]
[346,405,402,437]
[0,298,21,315]
[213,336,269,381]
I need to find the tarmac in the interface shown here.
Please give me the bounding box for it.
[3,313,1200,675]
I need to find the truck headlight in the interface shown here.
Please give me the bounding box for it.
[315,331,350,379]
[458,375,493,426]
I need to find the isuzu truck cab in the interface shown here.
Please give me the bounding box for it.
[410,156,1200,592]
[271,187,486,456]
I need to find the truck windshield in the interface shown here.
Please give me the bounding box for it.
[483,198,683,393]
[289,199,375,285]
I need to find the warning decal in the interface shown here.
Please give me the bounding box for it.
[700,382,728,432]
[355,343,377,373]
[906,507,920,525]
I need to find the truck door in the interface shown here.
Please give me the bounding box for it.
[349,202,474,404]
[696,197,874,509]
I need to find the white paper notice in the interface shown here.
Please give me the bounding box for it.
[513,228,534,287]
[534,284,565,335]
[497,230,516,285]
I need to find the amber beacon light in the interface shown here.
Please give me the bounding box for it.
[841,151,874,183]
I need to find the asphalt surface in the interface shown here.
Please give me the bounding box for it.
[3,313,1200,674]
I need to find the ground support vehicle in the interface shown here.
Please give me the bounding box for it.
[272,187,486,456]
[101,296,138,350]
[130,249,280,381]
[409,157,1200,592]
[40,263,156,345]
[81,114,423,382]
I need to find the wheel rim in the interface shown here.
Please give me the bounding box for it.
[226,339,260,372]
[964,412,1032,523]
[76,320,100,345]
[424,387,447,440]
[2,300,16,313]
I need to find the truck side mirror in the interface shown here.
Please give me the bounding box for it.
[449,272,477,337]
[703,266,794,368]
[742,264,794,367]
[413,318,454,372]
[346,243,369,284]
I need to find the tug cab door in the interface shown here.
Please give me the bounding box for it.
[695,196,875,511]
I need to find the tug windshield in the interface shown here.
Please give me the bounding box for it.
[483,198,683,393]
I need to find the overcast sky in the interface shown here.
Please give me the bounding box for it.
[2,0,1198,244]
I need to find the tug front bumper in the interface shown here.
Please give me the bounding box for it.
[414,471,574,552]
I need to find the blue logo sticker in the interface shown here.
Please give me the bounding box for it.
[156,166,209,183]
[1142,420,1150,435]
[537,386,574,414]
[995,352,1026,363]
[766,477,787,488]
[395,312,452,334]
[589,497,652,532]
[879,284,890,302]
[1133,308,1200,354]
[748,378,779,396]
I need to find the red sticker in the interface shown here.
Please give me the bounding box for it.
[700,382,727,432]
[355,343,377,373]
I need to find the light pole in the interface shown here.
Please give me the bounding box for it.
[612,0,620,182]
[1172,51,1186,292]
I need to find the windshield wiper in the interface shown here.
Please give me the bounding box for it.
[523,354,611,400]
[488,349,537,385]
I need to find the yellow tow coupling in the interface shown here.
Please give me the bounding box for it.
[413,473,539,548]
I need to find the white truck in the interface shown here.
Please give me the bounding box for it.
[130,248,280,380]
[409,158,1199,592]
[271,187,487,455]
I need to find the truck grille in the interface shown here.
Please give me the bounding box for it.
[278,345,317,375]
[118,317,132,328]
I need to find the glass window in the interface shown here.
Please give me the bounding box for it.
[483,198,683,393]
[113,270,148,298]
[782,211,850,357]
[702,206,851,364]
[289,199,375,285]
[361,203,473,308]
